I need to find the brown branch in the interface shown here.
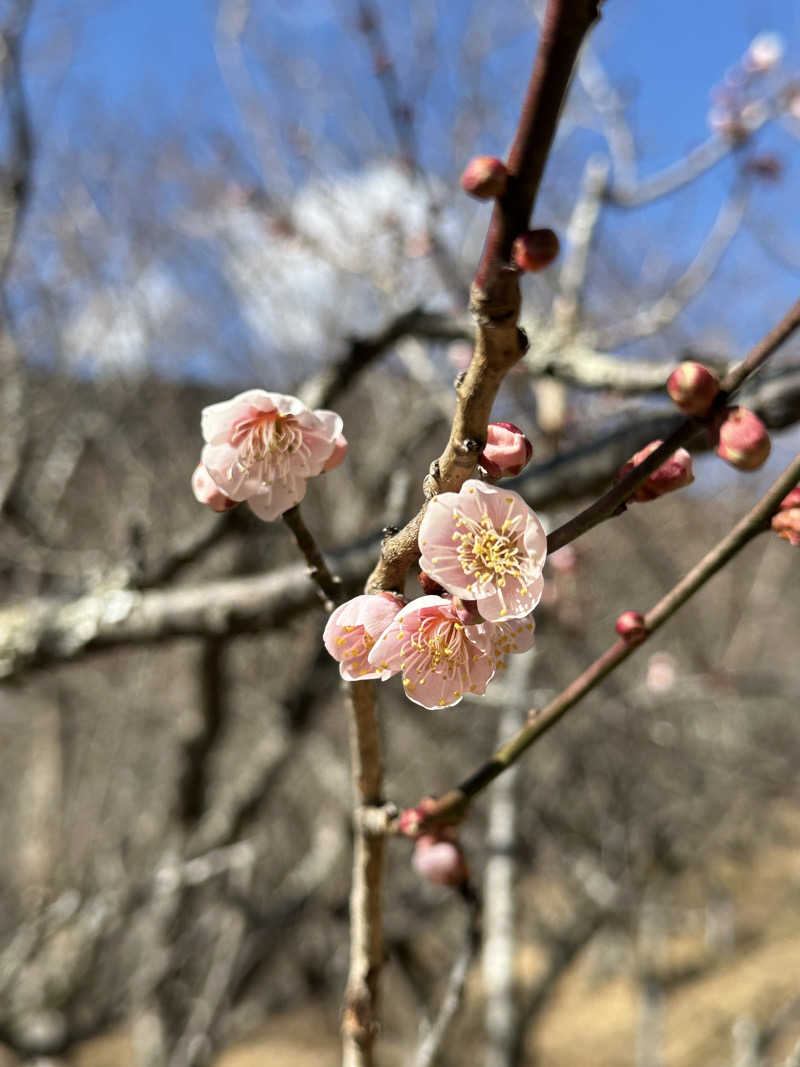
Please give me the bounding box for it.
[409,448,800,829]
[476,0,602,294]
[368,0,601,594]
[342,680,386,1067]
[547,296,800,552]
[282,505,342,610]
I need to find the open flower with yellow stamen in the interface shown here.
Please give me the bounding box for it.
[418,480,547,623]
[201,389,346,522]
[323,593,405,681]
[367,596,496,709]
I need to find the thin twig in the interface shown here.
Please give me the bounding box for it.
[282,505,342,610]
[547,296,800,552]
[413,890,482,1067]
[407,449,800,828]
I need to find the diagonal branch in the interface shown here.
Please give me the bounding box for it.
[408,448,800,829]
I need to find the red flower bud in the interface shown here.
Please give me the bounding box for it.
[512,229,560,272]
[715,407,771,471]
[412,834,469,887]
[459,156,508,200]
[778,488,800,512]
[615,611,647,643]
[617,441,695,502]
[397,797,439,838]
[418,571,445,596]
[479,422,533,479]
[771,508,800,546]
[666,361,720,415]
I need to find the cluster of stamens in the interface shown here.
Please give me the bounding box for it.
[397,616,479,700]
[452,503,526,593]
[230,412,306,481]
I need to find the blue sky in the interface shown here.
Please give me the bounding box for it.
[16,0,800,379]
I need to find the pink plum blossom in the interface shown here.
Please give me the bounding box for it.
[323,593,405,681]
[201,390,345,522]
[191,464,237,513]
[367,595,496,708]
[418,480,547,622]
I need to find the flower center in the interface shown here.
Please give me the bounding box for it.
[230,410,306,480]
[411,617,460,672]
[453,509,524,589]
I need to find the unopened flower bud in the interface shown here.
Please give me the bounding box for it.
[512,229,560,272]
[479,422,533,479]
[666,361,720,415]
[191,464,237,512]
[418,571,445,596]
[616,610,647,643]
[618,441,695,502]
[412,834,469,887]
[460,156,508,200]
[397,797,439,838]
[772,486,800,546]
[322,433,348,472]
[771,508,800,546]
[715,407,771,471]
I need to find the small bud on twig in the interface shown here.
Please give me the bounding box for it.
[617,441,694,502]
[615,610,647,643]
[460,156,508,200]
[771,486,800,545]
[478,422,533,479]
[714,407,771,471]
[666,361,720,415]
[412,833,469,888]
[512,228,560,272]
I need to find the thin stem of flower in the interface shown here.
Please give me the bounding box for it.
[282,505,342,611]
[410,450,800,827]
[547,297,800,553]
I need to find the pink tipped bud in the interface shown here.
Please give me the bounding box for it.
[397,797,439,838]
[512,229,560,272]
[479,422,533,479]
[771,508,800,546]
[460,156,508,200]
[412,834,469,887]
[192,464,238,512]
[418,571,445,596]
[618,441,695,502]
[666,361,720,415]
[322,432,348,472]
[715,407,771,471]
[778,488,800,512]
[616,611,647,643]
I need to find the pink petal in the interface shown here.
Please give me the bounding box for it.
[247,478,306,521]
